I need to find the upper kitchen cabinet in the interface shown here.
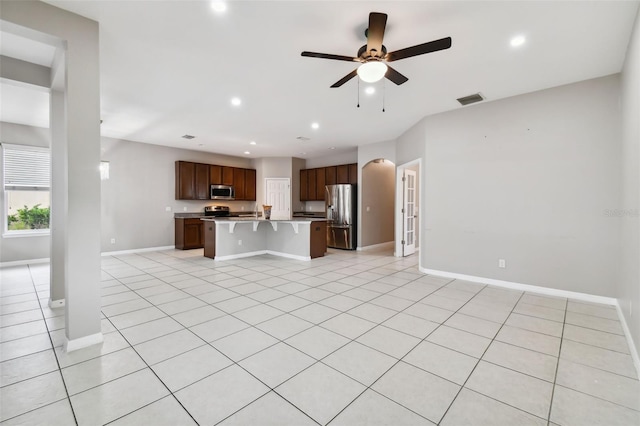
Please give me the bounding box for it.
[300,169,309,201]
[233,168,246,200]
[176,161,210,200]
[175,161,195,200]
[299,163,357,201]
[210,165,222,185]
[349,163,358,184]
[245,169,256,201]
[315,168,325,200]
[176,161,256,201]
[337,165,349,183]
[325,166,337,185]
[222,167,234,186]
[195,163,210,200]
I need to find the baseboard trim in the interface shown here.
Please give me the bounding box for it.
[48,299,65,309]
[101,246,175,257]
[215,250,311,261]
[0,257,50,268]
[614,302,640,379]
[265,250,311,261]
[64,332,104,352]
[419,267,617,306]
[214,250,268,261]
[357,241,394,252]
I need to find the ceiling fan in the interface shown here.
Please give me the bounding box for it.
[301,12,452,88]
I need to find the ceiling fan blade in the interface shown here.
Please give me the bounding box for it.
[330,69,358,88]
[385,65,409,85]
[301,51,359,62]
[366,12,388,56]
[386,37,452,62]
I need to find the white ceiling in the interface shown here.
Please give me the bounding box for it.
[2,1,638,159]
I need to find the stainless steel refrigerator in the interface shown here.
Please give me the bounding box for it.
[325,184,356,250]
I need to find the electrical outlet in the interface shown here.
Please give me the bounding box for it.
[238,240,242,246]
[165,206,171,212]
[241,206,244,211]
[183,207,188,211]
[366,206,370,212]
[110,238,116,244]
[498,259,506,268]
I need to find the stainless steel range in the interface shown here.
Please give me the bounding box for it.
[204,205,230,217]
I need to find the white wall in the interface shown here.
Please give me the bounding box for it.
[101,137,254,252]
[397,75,622,297]
[619,8,640,359]
[0,122,51,263]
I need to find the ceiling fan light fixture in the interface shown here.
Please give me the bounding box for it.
[357,61,388,83]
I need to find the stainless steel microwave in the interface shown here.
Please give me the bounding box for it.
[210,184,235,200]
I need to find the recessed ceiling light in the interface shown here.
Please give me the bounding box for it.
[510,35,526,47]
[231,97,242,106]
[365,87,375,95]
[244,151,251,155]
[329,147,336,150]
[211,1,227,13]
[249,141,257,145]
[299,152,307,155]
[198,144,204,147]
[311,122,319,130]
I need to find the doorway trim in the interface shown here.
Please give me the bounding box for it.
[264,177,291,220]
[395,158,422,259]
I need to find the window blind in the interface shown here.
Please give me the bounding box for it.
[2,144,50,190]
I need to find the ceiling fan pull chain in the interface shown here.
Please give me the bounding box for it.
[357,78,360,108]
[382,79,386,112]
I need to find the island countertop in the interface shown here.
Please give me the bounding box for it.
[200,217,326,223]
[201,217,327,261]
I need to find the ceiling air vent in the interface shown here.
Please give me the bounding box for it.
[181,134,195,140]
[457,93,484,106]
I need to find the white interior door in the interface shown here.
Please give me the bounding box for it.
[403,169,416,256]
[265,178,290,220]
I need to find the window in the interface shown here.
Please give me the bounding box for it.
[2,144,50,234]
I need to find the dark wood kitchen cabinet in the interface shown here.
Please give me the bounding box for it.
[195,163,210,200]
[177,161,256,201]
[175,161,196,200]
[233,168,246,200]
[210,165,222,184]
[310,221,327,259]
[175,218,204,249]
[222,167,234,186]
[307,168,317,200]
[300,169,309,201]
[299,163,357,201]
[245,169,256,201]
[349,163,358,184]
[337,164,349,184]
[203,221,215,258]
[175,161,209,200]
[325,166,337,185]
[315,168,325,200]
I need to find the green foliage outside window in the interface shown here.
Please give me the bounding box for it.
[7,204,50,230]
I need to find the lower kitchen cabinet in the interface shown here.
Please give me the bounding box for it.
[175,218,204,249]
[204,221,215,258]
[310,221,327,259]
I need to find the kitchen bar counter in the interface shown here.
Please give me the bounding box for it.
[201,218,327,261]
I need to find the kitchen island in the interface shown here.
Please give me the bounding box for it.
[201,218,327,261]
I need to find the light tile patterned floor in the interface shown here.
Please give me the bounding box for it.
[1,248,639,425]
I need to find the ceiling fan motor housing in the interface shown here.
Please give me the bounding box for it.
[358,44,387,60]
